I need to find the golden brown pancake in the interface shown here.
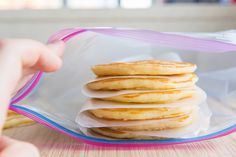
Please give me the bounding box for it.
[90,127,165,140]
[87,73,198,91]
[90,111,195,139]
[92,60,196,76]
[90,105,195,121]
[101,88,195,104]
[111,112,195,131]
[4,110,35,129]
[7,110,18,117]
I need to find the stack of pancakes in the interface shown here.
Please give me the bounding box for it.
[85,60,200,139]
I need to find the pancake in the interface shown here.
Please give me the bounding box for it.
[92,60,197,76]
[7,110,18,117]
[90,111,195,139]
[4,113,35,129]
[101,88,196,104]
[111,112,195,131]
[90,127,165,140]
[87,73,198,91]
[90,105,195,121]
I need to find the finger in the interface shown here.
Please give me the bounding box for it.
[37,40,65,72]
[1,39,65,72]
[0,136,39,157]
[37,49,62,72]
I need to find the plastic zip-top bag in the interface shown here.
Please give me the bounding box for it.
[10,28,236,146]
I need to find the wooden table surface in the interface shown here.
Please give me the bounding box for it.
[3,123,236,157]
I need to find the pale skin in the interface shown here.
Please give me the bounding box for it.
[0,39,65,157]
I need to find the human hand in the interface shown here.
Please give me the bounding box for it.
[0,39,65,157]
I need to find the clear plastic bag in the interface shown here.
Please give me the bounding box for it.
[10,28,236,146]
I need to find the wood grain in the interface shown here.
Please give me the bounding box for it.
[3,124,236,157]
